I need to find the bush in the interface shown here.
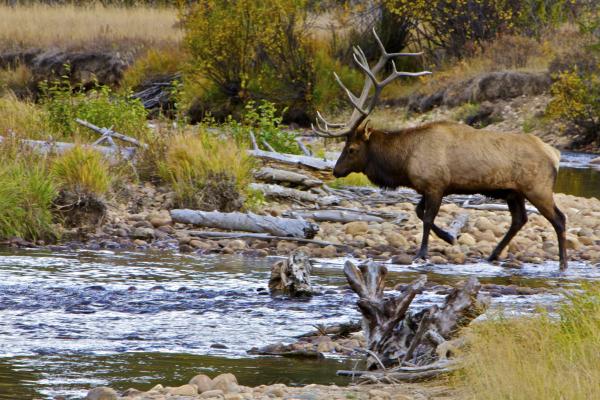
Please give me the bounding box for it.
[0,64,35,99]
[158,132,253,211]
[121,47,186,90]
[460,284,600,399]
[241,100,300,154]
[546,67,600,145]
[51,146,111,196]
[0,148,56,241]
[182,0,316,123]
[484,34,543,69]
[40,74,150,141]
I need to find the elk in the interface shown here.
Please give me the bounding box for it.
[313,29,567,270]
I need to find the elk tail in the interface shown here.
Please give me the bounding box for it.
[543,144,561,174]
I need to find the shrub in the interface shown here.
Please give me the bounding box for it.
[0,151,56,241]
[241,100,300,154]
[459,283,600,399]
[546,67,600,145]
[40,74,150,141]
[0,64,35,99]
[484,34,543,69]
[328,172,373,188]
[158,132,253,211]
[51,146,111,196]
[182,0,316,123]
[121,47,186,90]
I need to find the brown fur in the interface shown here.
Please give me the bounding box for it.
[334,120,568,270]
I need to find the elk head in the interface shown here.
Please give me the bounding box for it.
[312,28,431,177]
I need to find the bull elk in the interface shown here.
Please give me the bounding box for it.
[313,29,567,270]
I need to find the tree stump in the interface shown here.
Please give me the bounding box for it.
[344,260,487,370]
[269,251,313,297]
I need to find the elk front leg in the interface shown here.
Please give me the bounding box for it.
[489,193,527,262]
[416,197,455,245]
[415,195,443,260]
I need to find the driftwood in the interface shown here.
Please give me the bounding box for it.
[254,167,323,188]
[248,149,335,171]
[170,209,319,239]
[131,73,180,114]
[249,183,339,206]
[261,139,276,152]
[298,321,362,339]
[75,119,146,148]
[343,261,487,372]
[295,137,312,156]
[247,343,323,359]
[269,251,313,297]
[283,209,386,223]
[0,136,137,160]
[461,200,539,214]
[447,213,469,242]
[187,231,348,248]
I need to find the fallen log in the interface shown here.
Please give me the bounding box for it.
[461,200,539,214]
[249,183,339,206]
[75,118,146,148]
[187,231,348,248]
[170,209,319,238]
[283,209,385,223]
[248,149,335,171]
[343,261,487,371]
[247,343,323,359]
[269,251,313,297]
[0,136,137,160]
[295,137,312,156]
[254,167,323,188]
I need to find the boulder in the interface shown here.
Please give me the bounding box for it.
[85,387,118,400]
[385,232,408,248]
[131,227,155,240]
[200,389,224,399]
[211,373,238,393]
[166,384,198,396]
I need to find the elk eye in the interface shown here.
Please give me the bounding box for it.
[348,148,357,154]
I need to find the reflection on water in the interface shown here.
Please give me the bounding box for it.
[555,167,600,199]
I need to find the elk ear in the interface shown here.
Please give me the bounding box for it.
[362,120,373,141]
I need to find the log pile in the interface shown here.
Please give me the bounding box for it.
[339,261,488,380]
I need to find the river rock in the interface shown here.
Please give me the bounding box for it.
[565,234,581,250]
[263,383,288,398]
[121,388,144,397]
[390,253,413,265]
[149,216,172,228]
[344,221,369,236]
[166,384,198,396]
[458,233,476,246]
[385,232,408,248]
[132,227,155,240]
[85,387,118,400]
[200,389,224,398]
[317,245,337,258]
[589,156,600,165]
[226,240,247,251]
[212,373,238,393]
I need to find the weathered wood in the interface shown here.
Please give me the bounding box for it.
[248,149,335,171]
[461,200,539,214]
[295,137,312,156]
[247,343,323,359]
[269,251,313,297]
[0,136,137,160]
[254,167,323,188]
[261,139,276,152]
[75,118,146,148]
[187,230,347,248]
[283,209,385,223]
[249,183,340,206]
[344,260,486,370]
[170,209,319,238]
[447,213,469,242]
[249,131,259,150]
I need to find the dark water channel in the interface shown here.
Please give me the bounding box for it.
[0,249,598,399]
[555,152,600,199]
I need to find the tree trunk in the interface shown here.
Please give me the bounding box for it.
[268,251,313,297]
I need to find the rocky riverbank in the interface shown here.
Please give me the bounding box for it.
[85,372,457,400]
[13,182,598,268]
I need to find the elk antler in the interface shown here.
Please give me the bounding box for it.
[312,28,431,137]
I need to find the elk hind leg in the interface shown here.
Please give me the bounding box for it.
[415,194,443,260]
[416,197,455,245]
[488,192,527,262]
[525,191,568,270]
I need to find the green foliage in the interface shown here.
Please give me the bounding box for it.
[182,0,315,122]
[157,132,254,210]
[460,283,600,399]
[546,67,600,144]
[451,102,481,122]
[39,71,150,140]
[0,145,56,241]
[51,146,111,196]
[242,100,300,154]
[328,172,373,188]
[121,47,185,90]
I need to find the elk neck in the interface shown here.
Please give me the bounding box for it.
[363,129,414,189]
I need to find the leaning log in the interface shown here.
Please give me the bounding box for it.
[254,167,323,188]
[170,209,319,239]
[249,183,339,206]
[343,261,487,371]
[269,251,313,297]
[248,149,335,171]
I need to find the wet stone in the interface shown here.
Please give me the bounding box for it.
[85,387,118,400]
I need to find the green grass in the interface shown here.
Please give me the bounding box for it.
[51,146,111,196]
[328,172,373,188]
[458,284,600,400]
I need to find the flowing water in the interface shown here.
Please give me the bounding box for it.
[0,152,598,400]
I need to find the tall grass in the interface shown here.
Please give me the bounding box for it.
[0,4,181,51]
[459,284,600,400]
[0,93,51,139]
[0,142,56,241]
[158,132,253,209]
[51,146,111,196]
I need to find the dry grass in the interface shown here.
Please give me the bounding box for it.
[458,284,600,400]
[0,4,181,51]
